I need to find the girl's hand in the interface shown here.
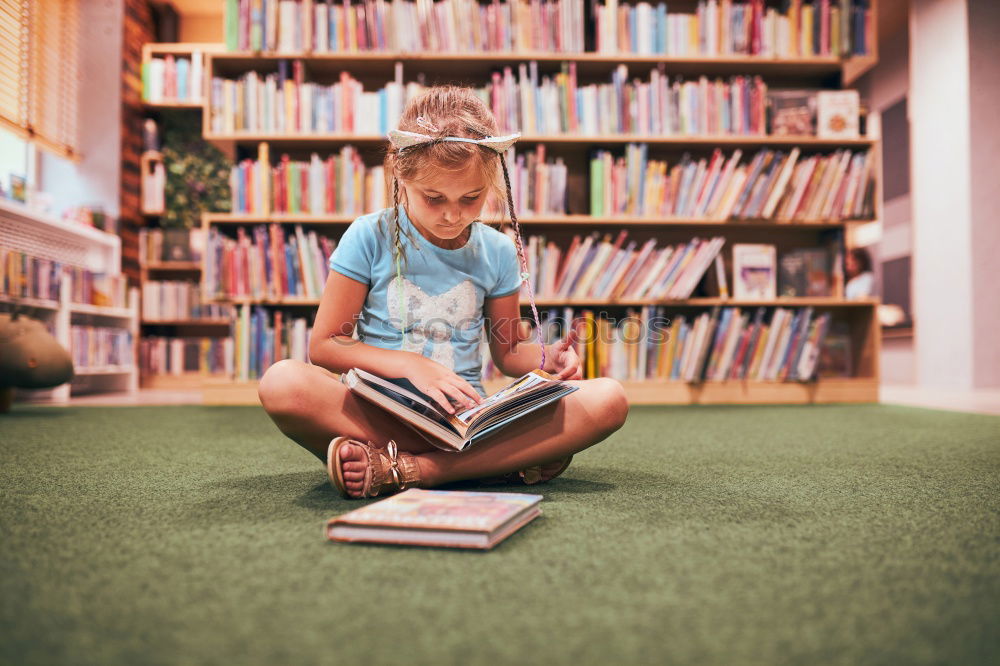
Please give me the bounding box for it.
[545,334,583,380]
[403,354,483,415]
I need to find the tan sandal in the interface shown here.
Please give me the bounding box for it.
[479,455,573,486]
[327,437,422,499]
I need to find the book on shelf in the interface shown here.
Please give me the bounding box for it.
[341,367,577,452]
[778,248,833,297]
[231,305,312,380]
[768,89,818,136]
[142,51,205,103]
[140,228,205,265]
[327,489,542,550]
[732,243,776,300]
[817,90,861,139]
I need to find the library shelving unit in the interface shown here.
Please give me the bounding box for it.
[140,42,235,390]
[147,0,882,405]
[0,199,140,403]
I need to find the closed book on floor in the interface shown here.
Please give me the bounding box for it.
[341,367,578,452]
[327,489,543,549]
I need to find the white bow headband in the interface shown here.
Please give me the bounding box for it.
[387,128,520,154]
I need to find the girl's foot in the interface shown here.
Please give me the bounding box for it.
[478,456,573,487]
[327,437,422,499]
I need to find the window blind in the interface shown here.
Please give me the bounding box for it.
[0,0,80,158]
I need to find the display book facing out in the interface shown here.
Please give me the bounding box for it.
[341,367,577,451]
[327,489,543,550]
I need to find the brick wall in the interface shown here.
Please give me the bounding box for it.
[119,0,154,285]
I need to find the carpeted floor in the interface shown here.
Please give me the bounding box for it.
[1,403,998,665]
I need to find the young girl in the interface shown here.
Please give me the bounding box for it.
[258,86,628,499]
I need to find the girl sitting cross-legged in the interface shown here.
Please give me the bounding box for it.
[258,85,629,498]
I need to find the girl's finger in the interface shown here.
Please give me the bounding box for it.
[447,375,482,405]
[439,381,477,411]
[424,386,456,414]
[556,365,576,380]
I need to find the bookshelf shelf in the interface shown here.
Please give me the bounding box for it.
[69,303,135,319]
[204,132,875,150]
[203,213,873,228]
[143,101,204,109]
[197,375,878,407]
[141,319,232,326]
[208,296,877,309]
[144,261,202,271]
[208,51,868,82]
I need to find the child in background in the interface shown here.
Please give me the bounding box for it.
[258,86,628,498]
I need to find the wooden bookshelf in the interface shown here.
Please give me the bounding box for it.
[143,1,881,404]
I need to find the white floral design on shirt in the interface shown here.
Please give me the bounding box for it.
[386,276,478,369]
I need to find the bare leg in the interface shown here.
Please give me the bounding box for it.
[258,359,629,495]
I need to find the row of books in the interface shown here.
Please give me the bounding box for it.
[485,64,770,137]
[70,326,134,370]
[142,282,236,322]
[482,305,851,382]
[589,145,874,221]
[233,305,312,381]
[204,225,336,300]
[1,251,129,308]
[221,0,869,58]
[142,52,206,103]
[225,0,586,54]
[65,268,130,309]
[595,0,872,57]
[231,144,387,215]
[1,250,62,301]
[139,228,206,264]
[209,62,419,135]
[510,230,726,300]
[140,337,234,377]
[210,59,863,140]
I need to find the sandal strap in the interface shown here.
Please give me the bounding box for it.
[364,439,421,497]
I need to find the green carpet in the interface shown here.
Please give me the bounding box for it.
[1,404,998,665]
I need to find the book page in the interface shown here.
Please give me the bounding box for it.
[454,372,551,425]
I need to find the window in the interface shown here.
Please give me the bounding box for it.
[0,0,80,158]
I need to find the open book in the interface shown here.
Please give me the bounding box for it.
[340,367,578,451]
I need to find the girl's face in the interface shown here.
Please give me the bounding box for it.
[401,167,490,244]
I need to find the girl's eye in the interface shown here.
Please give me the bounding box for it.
[424,195,481,204]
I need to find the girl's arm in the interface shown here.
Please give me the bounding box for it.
[309,271,411,377]
[309,271,482,412]
[485,293,582,379]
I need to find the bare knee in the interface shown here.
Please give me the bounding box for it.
[258,359,313,417]
[581,377,629,436]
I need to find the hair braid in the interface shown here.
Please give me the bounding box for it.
[391,177,406,336]
[499,151,546,372]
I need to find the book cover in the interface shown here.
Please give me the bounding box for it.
[327,489,543,550]
[768,89,817,136]
[732,244,776,300]
[817,90,860,139]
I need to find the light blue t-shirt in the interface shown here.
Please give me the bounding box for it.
[328,205,522,397]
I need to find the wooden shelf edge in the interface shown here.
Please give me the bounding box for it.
[196,376,878,406]
[208,296,878,308]
[203,213,874,227]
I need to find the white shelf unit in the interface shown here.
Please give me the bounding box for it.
[0,200,139,403]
